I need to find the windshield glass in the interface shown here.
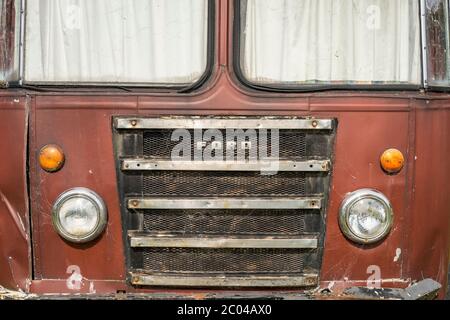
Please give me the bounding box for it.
[425,0,450,87]
[0,0,19,83]
[24,0,208,85]
[239,0,421,87]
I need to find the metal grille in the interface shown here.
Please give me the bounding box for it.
[113,117,336,287]
[138,171,306,197]
[142,209,320,235]
[139,248,311,273]
[143,129,306,158]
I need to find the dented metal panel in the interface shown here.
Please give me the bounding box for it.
[343,279,441,300]
[0,94,30,291]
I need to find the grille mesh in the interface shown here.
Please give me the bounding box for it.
[143,129,306,159]
[138,171,306,197]
[139,248,310,273]
[142,209,319,235]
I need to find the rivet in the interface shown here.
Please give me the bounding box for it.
[131,200,139,207]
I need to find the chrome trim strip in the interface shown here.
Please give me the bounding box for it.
[122,159,330,172]
[420,0,428,89]
[129,234,318,249]
[115,117,333,130]
[127,197,322,210]
[18,0,26,85]
[130,273,319,287]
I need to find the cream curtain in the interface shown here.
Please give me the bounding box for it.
[241,0,421,85]
[25,0,208,84]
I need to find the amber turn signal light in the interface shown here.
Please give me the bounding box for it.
[39,144,65,172]
[380,148,404,174]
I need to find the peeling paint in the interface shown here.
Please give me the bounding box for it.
[89,282,96,294]
[327,281,335,291]
[394,248,402,262]
[66,265,83,290]
[367,265,382,289]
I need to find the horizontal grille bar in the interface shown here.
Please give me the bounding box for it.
[115,117,333,130]
[122,159,330,172]
[128,197,322,210]
[129,234,318,249]
[130,273,319,287]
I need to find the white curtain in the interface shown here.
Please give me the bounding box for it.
[242,0,421,85]
[25,0,208,84]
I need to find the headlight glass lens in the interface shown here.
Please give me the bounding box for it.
[339,189,393,244]
[52,188,107,243]
[347,198,388,238]
[58,197,99,237]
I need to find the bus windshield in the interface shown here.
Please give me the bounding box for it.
[24,0,208,85]
[238,0,421,87]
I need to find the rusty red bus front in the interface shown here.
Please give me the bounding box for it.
[0,0,449,300]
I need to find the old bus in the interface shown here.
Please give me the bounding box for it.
[0,0,449,299]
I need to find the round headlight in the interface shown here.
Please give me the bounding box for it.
[339,189,393,244]
[52,188,107,243]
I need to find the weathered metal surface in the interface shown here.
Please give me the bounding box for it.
[121,159,331,172]
[115,117,333,130]
[0,0,448,298]
[0,94,30,291]
[28,96,132,282]
[130,273,319,288]
[127,197,322,210]
[26,93,438,295]
[0,279,440,300]
[128,234,318,249]
[403,100,450,299]
[343,279,441,300]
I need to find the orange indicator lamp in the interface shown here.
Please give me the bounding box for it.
[380,148,404,174]
[39,144,65,172]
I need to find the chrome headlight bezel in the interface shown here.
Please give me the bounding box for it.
[52,188,108,243]
[339,189,394,244]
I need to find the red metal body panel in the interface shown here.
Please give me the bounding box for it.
[0,93,30,291]
[0,0,449,298]
[405,102,450,292]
